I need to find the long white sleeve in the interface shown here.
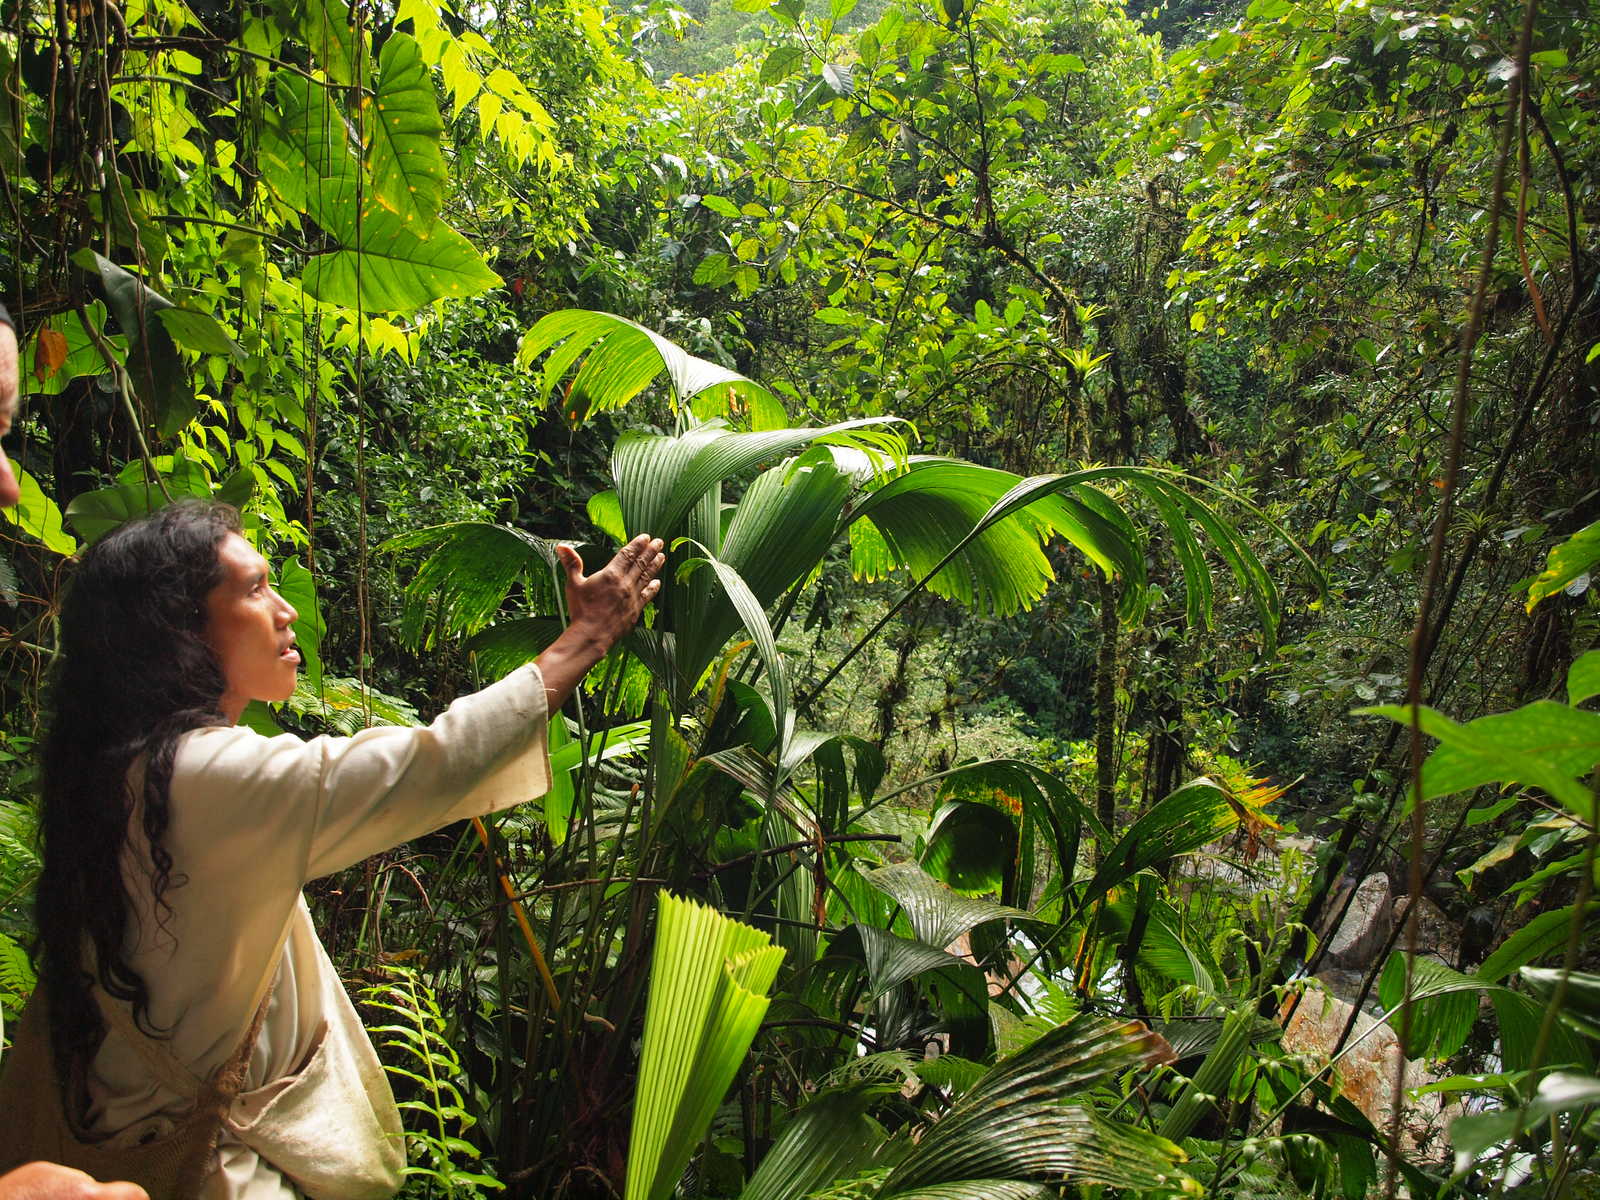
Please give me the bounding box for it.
[87,663,553,1198]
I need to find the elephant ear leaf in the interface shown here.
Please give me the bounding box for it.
[365,33,447,230]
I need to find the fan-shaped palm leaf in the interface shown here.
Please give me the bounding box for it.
[519,309,787,428]
[626,893,785,1200]
[860,861,1032,952]
[880,1013,1192,1196]
[380,522,557,649]
[611,419,904,544]
[849,458,1143,618]
[738,1090,890,1200]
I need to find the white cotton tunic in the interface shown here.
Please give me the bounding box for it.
[84,664,553,1199]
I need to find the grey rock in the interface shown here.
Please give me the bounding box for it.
[1327,873,1392,968]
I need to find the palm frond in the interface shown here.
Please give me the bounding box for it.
[859,861,1031,951]
[738,1090,888,1200]
[879,1013,1195,1196]
[519,308,787,428]
[381,522,558,649]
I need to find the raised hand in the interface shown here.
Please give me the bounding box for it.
[538,534,665,711]
[557,534,666,653]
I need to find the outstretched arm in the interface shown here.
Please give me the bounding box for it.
[536,533,666,712]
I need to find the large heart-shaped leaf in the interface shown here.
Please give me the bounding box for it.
[365,33,446,230]
[0,466,77,555]
[262,74,498,313]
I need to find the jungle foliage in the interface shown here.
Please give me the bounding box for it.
[1,0,1598,1196]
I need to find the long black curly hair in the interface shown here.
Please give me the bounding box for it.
[38,498,239,1118]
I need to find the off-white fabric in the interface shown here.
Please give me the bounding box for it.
[84,664,553,1200]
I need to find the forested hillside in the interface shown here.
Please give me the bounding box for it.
[2,0,1597,1195]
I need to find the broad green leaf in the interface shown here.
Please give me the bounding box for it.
[301,0,361,86]
[366,33,447,230]
[1378,952,1478,1060]
[1,466,77,554]
[677,546,791,763]
[71,249,193,434]
[543,714,575,845]
[277,558,326,693]
[23,303,114,396]
[1362,703,1599,819]
[851,462,1312,633]
[1569,650,1600,706]
[918,759,1096,908]
[1349,956,1585,1072]
[586,489,627,545]
[760,46,806,85]
[1075,779,1236,919]
[1137,902,1218,994]
[158,308,245,361]
[699,195,742,218]
[451,616,554,677]
[65,458,212,545]
[625,893,784,1200]
[263,75,496,312]
[259,73,354,214]
[922,800,1017,898]
[673,459,852,693]
[302,213,501,312]
[822,63,853,95]
[215,466,256,511]
[1528,519,1600,612]
[1477,904,1599,983]
[239,699,286,736]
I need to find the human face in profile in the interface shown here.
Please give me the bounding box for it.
[203,533,301,723]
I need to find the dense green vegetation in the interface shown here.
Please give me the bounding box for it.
[2,0,1598,1195]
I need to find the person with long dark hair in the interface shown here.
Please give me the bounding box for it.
[0,499,664,1199]
[0,305,145,1200]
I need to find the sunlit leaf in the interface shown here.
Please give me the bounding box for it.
[277,557,326,693]
[0,466,77,555]
[1528,519,1600,612]
[626,893,785,1200]
[366,33,447,230]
